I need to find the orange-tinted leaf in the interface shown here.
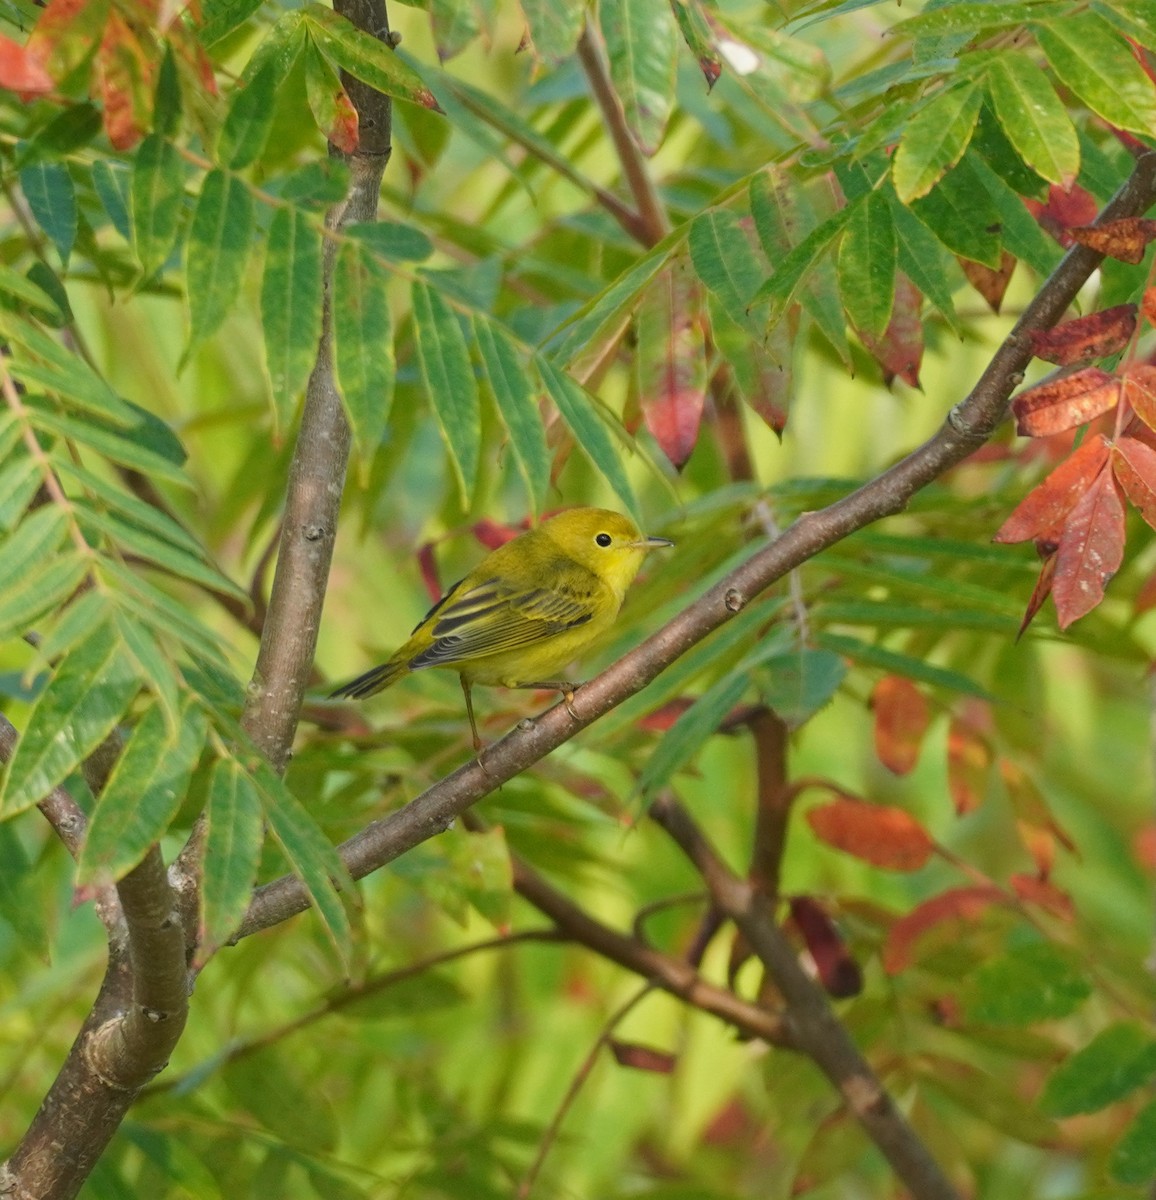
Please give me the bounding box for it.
[96,8,152,149]
[0,35,54,93]
[1011,367,1119,438]
[857,273,923,388]
[1018,551,1057,638]
[25,0,107,82]
[1024,184,1099,246]
[789,895,862,998]
[946,717,992,814]
[1052,467,1126,628]
[1143,287,1156,330]
[609,1040,676,1074]
[1122,364,1156,431]
[1009,873,1075,920]
[1132,822,1156,870]
[883,885,1007,974]
[1070,217,1156,265]
[871,675,930,775]
[960,251,1015,314]
[637,257,708,470]
[806,795,934,871]
[1029,305,1137,366]
[1001,759,1077,877]
[993,432,1109,544]
[1112,436,1156,529]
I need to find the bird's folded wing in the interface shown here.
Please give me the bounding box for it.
[407,574,599,668]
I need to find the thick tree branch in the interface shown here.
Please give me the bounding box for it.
[649,794,962,1200]
[236,151,1156,940]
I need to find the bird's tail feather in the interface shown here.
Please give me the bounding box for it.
[329,658,406,700]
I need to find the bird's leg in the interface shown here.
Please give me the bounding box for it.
[517,680,583,721]
[460,676,484,752]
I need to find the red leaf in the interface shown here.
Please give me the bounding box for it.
[1009,873,1075,920]
[1070,217,1156,265]
[946,716,992,815]
[883,885,1007,974]
[871,675,930,775]
[960,251,1016,314]
[806,795,934,871]
[1112,436,1156,529]
[993,432,1109,544]
[1052,467,1126,628]
[1123,364,1156,431]
[608,1040,676,1074]
[638,697,694,732]
[857,273,924,388]
[1029,305,1137,366]
[416,541,442,604]
[637,257,708,469]
[471,518,523,550]
[1001,759,1078,877]
[1018,551,1057,638]
[1011,367,1120,438]
[0,35,54,94]
[1132,823,1156,870]
[789,896,863,998]
[1024,184,1099,246]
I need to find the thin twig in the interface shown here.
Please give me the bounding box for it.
[517,984,653,1200]
[576,22,670,247]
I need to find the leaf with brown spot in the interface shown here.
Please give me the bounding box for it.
[636,256,708,469]
[1122,364,1156,431]
[806,794,934,871]
[883,885,1007,974]
[1011,367,1120,438]
[1029,305,1136,366]
[994,432,1109,544]
[946,717,992,814]
[1112,436,1156,529]
[1070,217,1156,265]
[960,251,1015,314]
[857,273,923,388]
[789,896,862,998]
[871,675,930,775]
[1052,466,1125,628]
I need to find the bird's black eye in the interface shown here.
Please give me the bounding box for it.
[595,532,613,548]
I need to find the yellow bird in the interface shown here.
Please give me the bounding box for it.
[331,507,673,748]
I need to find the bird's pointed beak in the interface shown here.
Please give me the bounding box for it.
[635,535,674,550]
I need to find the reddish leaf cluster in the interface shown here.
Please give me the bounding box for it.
[857,273,924,388]
[788,895,863,998]
[998,269,1156,630]
[11,0,217,149]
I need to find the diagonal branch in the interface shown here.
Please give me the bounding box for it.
[649,793,961,1200]
[235,151,1156,940]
